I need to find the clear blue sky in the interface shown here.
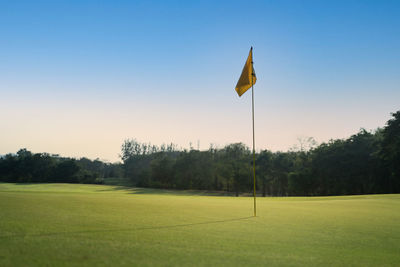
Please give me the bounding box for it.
[1,0,399,162]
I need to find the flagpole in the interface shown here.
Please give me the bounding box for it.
[251,47,256,217]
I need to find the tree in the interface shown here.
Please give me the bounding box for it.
[256,150,273,196]
[222,143,251,196]
[150,152,174,188]
[52,159,80,183]
[380,110,400,193]
[120,139,143,162]
[268,152,293,196]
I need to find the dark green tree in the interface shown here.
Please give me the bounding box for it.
[222,143,251,196]
[380,111,400,193]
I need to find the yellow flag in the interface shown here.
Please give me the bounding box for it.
[235,47,256,97]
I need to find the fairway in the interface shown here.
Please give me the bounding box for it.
[1,183,399,266]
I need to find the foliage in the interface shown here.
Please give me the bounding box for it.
[120,110,400,196]
[1,109,399,196]
[379,110,400,193]
[0,151,122,184]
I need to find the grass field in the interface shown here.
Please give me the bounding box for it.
[1,183,399,266]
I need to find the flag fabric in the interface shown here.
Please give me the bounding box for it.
[235,47,257,97]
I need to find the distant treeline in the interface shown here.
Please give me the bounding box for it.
[1,110,399,196]
[120,110,400,196]
[0,151,122,184]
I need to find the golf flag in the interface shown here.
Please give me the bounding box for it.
[235,47,256,97]
[234,47,258,217]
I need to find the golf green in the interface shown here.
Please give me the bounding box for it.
[0,183,399,266]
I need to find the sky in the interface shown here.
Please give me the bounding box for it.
[1,0,399,162]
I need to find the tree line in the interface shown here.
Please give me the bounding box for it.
[0,149,122,184]
[120,110,400,196]
[1,110,399,196]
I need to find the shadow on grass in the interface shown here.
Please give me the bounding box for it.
[96,186,237,197]
[0,216,254,239]
[1,182,238,196]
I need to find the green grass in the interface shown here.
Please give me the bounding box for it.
[0,183,399,266]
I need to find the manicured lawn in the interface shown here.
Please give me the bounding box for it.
[0,183,399,266]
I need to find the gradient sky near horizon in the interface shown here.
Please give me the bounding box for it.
[1,0,399,162]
